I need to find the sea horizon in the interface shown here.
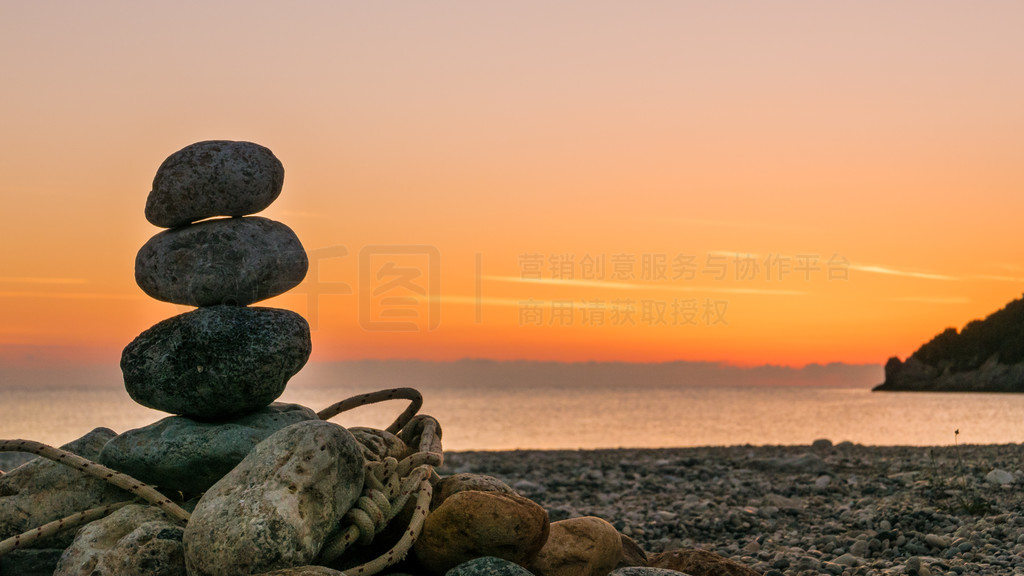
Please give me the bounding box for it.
[4,358,1023,452]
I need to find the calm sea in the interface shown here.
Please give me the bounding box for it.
[3,370,1023,450]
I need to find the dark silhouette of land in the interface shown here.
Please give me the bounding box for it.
[875,293,1024,392]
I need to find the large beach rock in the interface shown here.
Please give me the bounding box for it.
[431,473,518,508]
[54,504,185,576]
[135,216,307,307]
[414,490,550,575]
[0,428,125,549]
[146,140,284,228]
[98,403,318,494]
[647,549,760,576]
[183,420,365,576]
[121,306,311,419]
[530,517,623,576]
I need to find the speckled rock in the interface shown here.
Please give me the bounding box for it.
[146,140,284,228]
[54,504,185,576]
[121,306,311,419]
[647,549,759,576]
[431,473,518,509]
[135,216,307,307]
[531,517,623,576]
[98,403,318,494]
[447,556,536,576]
[0,428,124,548]
[183,420,365,576]
[414,490,550,575]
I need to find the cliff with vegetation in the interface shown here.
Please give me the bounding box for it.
[874,294,1024,392]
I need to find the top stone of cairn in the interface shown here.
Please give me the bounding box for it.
[145,140,285,228]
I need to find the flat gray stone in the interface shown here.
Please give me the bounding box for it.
[98,403,318,494]
[135,216,307,307]
[447,557,535,576]
[146,140,284,228]
[121,306,311,419]
[183,420,365,576]
[0,428,126,549]
[54,504,185,576]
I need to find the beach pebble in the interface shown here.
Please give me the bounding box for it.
[121,306,311,419]
[183,421,365,576]
[146,140,284,228]
[447,557,535,576]
[135,216,307,307]
[530,516,623,576]
[54,504,184,576]
[432,473,519,508]
[647,549,761,576]
[986,468,1015,485]
[98,403,318,494]
[414,490,550,574]
[0,428,124,548]
[924,533,951,549]
[749,453,829,474]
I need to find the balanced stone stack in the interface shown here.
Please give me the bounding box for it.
[98,140,320,495]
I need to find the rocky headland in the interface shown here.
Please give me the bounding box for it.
[874,295,1024,392]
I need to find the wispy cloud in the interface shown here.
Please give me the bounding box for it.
[0,277,88,285]
[889,296,970,305]
[976,274,1024,283]
[848,265,957,281]
[485,276,805,296]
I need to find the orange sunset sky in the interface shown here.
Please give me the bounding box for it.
[2,2,1023,370]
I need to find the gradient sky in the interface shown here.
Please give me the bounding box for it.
[2,1,1023,369]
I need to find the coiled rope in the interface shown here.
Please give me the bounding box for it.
[316,389,443,575]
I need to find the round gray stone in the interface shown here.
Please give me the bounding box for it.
[183,420,365,576]
[121,306,311,419]
[447,557,535,576]
[146,140,284,228]
[98,403,319,494]
[135,216,307,307]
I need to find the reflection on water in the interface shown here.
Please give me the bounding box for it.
[2,381,1022,450]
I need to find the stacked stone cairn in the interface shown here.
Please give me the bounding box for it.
[0,141,762,576]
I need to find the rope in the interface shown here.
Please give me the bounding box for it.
[317,388,423,434]
[0,439,190,525]
[0,501,134,555]
[314,390,443,575]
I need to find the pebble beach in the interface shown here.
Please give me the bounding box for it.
[442,442,1024,576]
